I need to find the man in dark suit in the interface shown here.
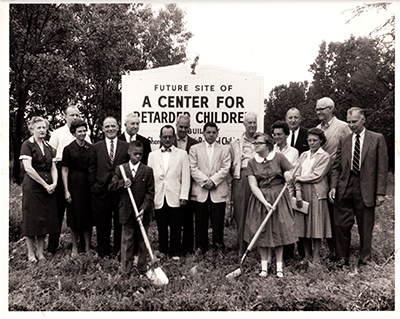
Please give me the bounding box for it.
[285,107,309,155]
[329,107,388,267]
[284,107,309,260]
[108,140,154,274]
[118,113,151,165]
[174,114,198,255]
[89,117,130,258]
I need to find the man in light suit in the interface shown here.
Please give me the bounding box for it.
[118,113,151,165]
[148,125,191,259]
[189,122,231,254]
[316,97,351,257]
[88,117,129,258]
[174,114,199,255]
[329,107,388,267]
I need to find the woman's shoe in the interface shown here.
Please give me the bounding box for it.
[276,270,284,278]
[259,270,268,278]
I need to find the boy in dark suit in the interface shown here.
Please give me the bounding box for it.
[109,140,154,274]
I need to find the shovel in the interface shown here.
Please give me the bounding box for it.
[119,165,168,285]
[226,164,299,278]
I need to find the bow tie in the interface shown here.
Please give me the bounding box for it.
[161,148,171,152]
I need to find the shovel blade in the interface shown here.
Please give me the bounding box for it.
[225,267,242,278]
[146,267,169,286]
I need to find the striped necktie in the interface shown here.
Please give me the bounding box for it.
[109,139,115,164]
[352,134,360,174]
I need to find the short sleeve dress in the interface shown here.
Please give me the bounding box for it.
[244,152,297,248]
[61,140,94,228]
[19,137,59,237]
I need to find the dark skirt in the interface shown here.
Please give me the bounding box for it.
[22,171,59,237]
[66,170,94,228]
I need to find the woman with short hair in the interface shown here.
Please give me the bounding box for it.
[61,119,94,257]
[19,117,58,262]
[244,132,297,278]
[293,127,332,264]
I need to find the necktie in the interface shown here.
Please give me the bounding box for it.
[291,131,295,147]
[352,134,360,174]
[109,139,114,164]
[207,144,213,164]
[132,167,136,178]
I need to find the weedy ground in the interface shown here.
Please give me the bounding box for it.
[8,174,395,311]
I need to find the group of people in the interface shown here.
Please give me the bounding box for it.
[19,96,388,278]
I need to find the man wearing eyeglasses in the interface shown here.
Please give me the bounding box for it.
[315,97,351,259]
[315,97,351,161]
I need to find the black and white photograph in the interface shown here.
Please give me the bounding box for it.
[1,0,397,316]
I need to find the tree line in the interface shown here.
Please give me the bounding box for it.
[9,3,395,183]
[264,3,394,170]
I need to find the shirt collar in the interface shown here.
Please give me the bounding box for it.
[254,150,276,163]
[129,161,140,172]
[321,116,335,128]
[354,128,365,138]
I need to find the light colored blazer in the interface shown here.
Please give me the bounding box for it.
[330,129,388,207]
[189,142,231,203]
[294,148,332,200]
[148,146,190,209]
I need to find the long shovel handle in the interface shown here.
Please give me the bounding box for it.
[119,165,156,265]
[240,163,300,266]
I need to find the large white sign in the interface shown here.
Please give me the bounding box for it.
[122,64,264,149]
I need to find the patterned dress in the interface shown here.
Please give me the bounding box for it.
[19,137,59,237]
[244,152,297,248]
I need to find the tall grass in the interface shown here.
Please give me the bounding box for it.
[8,173,395,311]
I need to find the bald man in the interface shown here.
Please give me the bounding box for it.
[230,112,258,257]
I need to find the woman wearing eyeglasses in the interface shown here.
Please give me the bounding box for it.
[244,133,297,278]
[293,128,332,265]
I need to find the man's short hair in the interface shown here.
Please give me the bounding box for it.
[129,140,143,151]
[160,125,176,136]
[125,113,140,123]
[203,122,218,132]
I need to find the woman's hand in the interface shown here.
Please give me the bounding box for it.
[65,190,72,203]
[46,183,56,194]
[264,201,273,211]
[296,196,303,208]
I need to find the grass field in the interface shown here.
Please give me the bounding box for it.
[7,173,395,312]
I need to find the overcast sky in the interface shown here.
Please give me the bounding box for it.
[161,0,396,95]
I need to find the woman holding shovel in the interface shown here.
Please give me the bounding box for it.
[244,133,297,278]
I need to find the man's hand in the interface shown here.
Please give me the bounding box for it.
[124,178,132,188]
[180,199,188,207]
[328,189,336,203]
[376,195,385,207]
[203,179,215,190]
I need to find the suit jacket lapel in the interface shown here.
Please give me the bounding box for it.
[201,143,212,171]
[360,130,371,167]
[165,148,177,174]
[132,163,144,182]
[343,135,353,165]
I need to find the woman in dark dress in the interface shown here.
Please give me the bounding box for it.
[244,133,297,278]
[19,117,58,262]
[61,119,94,257]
